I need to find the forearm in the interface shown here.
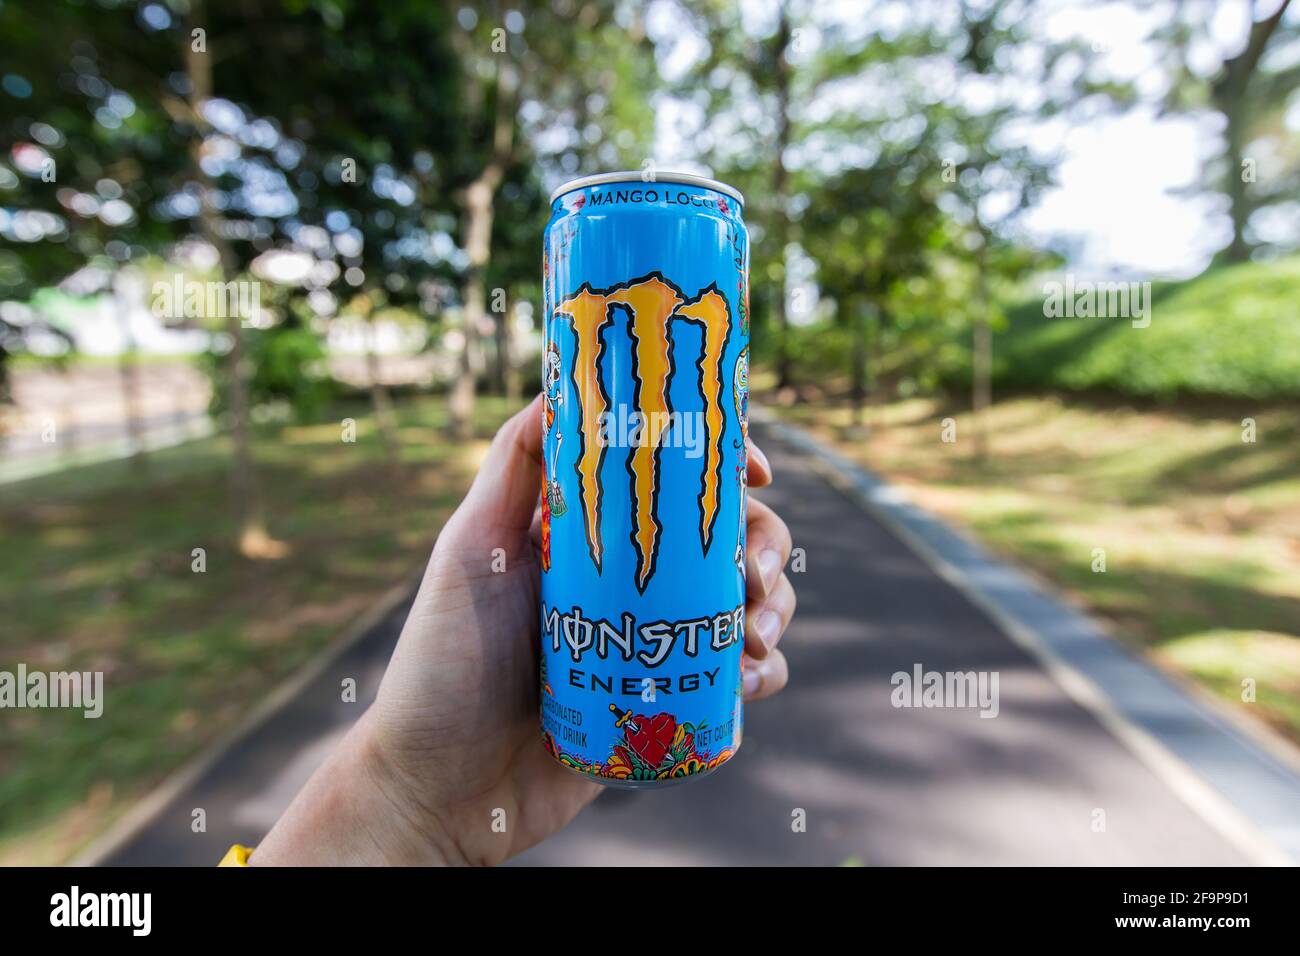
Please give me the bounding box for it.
[250,713,456,866]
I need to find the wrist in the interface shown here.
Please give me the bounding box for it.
[252,711,462,866]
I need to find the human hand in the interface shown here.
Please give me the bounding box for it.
[253,395,796,866]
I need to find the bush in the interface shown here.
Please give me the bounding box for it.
[981,256,1300,401]
[204,323,334,421]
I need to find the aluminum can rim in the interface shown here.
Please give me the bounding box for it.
[549,171,745,207]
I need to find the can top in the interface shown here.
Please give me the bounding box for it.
[549,171,745,207]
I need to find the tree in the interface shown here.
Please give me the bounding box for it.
[1,0,469,551]
[665,1,941,395]
[803,141,950,428]
[923,0,1118,457]
[185,0,287,555]
[768,2,795,390]
[664,0,806,390]
[214,0,465,476]
[442,0,660,436]
[0,0,188,462]
[1157,0,1299,261]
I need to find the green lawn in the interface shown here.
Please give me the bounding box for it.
[767,386,1300,746]
[982,255,1300,400]
[0,394,516,864]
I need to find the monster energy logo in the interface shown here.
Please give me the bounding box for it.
[553,272,732,592]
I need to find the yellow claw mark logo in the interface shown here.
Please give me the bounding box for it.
[674,286,729,553]
[553,273,732,591]
[609,278,683,590]
[552,286,616,571]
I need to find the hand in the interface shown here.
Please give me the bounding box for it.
[253,395,796,866]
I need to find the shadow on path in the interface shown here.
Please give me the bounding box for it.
[102,423,1252,866]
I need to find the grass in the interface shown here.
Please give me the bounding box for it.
[764,381,1300,746]
[0,394,516,865]
[979,255,1300,400]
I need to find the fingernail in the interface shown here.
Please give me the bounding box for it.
[743,663,762,697]
[758,549,782,593]
[754,609,780,651]
[748,441,771,477]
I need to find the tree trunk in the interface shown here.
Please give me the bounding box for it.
[868,305,886,422]
[497,298,521,403]
[972,313,992,460]
[360,299,402,478]
[449,58,517,438]
[187,1,280,559]
[971,233,992,461]
[770,1,794,390]
[0,344,10,407]
[112,270,147,471]
[1222,113,1250,263]
[850,305,868,429]
[59,367,78,460]
[1212,0,1292,263]
[448,245,484,439]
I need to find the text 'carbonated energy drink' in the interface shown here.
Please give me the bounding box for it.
[539,171,750,788]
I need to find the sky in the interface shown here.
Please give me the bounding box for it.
[1020,107,1227,278]
[1021,0,1243,278]
[646,0,1299,281]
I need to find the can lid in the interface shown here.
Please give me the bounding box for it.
[549,171,744,207]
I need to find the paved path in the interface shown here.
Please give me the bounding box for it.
[100,421,1273,866]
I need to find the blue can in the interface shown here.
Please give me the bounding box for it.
[539,172,750,787]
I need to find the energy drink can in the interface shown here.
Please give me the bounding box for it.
[539,171,750,787]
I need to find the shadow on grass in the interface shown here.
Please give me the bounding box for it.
[1138,419,1300,503]
[965,517,1300,649]
[0,394,514,861]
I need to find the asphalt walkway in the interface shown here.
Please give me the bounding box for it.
[100,420,1286,866]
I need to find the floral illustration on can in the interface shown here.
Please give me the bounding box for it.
[542,703,735,782]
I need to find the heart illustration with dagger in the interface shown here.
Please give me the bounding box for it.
[609,703,685,769]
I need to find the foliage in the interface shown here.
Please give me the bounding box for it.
[967,255,1300,400]
[202,323,333,421]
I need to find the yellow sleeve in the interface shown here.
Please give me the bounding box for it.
[218,844,254,867]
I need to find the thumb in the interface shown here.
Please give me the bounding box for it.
[457,393,545,534]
